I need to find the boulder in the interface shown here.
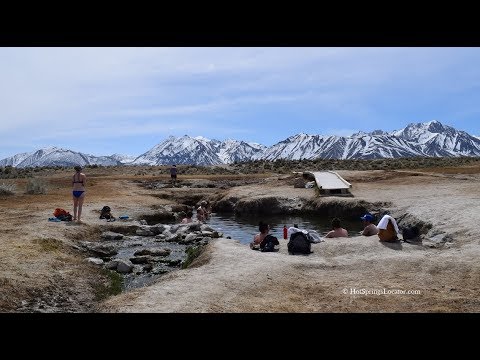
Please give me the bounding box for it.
[183,233,199,242]
[134,248,171,257]
[105,260,119,270]
[90,244,118,257]
[101,231,124,240]
[116,259,134,274]
[136,226,155,236]
[85,257,104,265]
[130,255,153,264]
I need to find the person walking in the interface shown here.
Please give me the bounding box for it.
[170,164,177,186]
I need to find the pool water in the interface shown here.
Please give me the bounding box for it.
[207,213,364,245]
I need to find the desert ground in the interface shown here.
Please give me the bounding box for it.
[1,162,479,312]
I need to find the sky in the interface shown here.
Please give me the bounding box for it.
[1,47,480,159]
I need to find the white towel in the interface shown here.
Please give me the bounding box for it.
[287,227,325,243]
[377,215,400,234]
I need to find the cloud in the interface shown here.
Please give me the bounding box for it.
[1,47,480,159]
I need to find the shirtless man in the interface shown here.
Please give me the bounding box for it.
[72,165,86,223]
[360,213,378,236]
[325,218,348,238]
[250,222,270,250]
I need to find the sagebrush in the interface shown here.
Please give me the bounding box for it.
[25,178,48,194]
[0,182,16,195]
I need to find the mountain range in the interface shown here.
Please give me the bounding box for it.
[1,120,480,168]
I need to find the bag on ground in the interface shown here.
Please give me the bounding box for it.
[100,205,114,220]
[287,232,312,255]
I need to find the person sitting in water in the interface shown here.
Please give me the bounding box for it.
[181,210,194,224]
[360,213,378,236]
[196,201,210,222]
[325,217,348,238]
[376,214,400,242]
[250,221,270,250]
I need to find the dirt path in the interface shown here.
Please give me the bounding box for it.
[101,170,480,312]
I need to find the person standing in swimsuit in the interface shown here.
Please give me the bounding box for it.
[72,165,86,223]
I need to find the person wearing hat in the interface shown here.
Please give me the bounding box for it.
[72,165,87,223]
[360,213,378,236]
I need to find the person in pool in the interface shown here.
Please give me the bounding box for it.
[72,165,86,223]
[250,221,270,250]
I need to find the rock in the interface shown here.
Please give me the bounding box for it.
[133,265,143,275]
[171,204,189,212]
[85,257,104,265]
[170,224,181,233]
[101,231,124,240]
[143,264,153,272]
[200,224,215,232]
[166,259,181,267]
[136,226,155,236]
[187,223,202,232]
[139,220,148,225]
[128,242,144,247]
[165,233,182,242]
[428,233,452,243]
[150,224,166,234]
[201,231,214,237]
[134,248,171,257]
[105,260,119,270]
[130,255,153,264]
[184,233,199,242]
[116,259,133,273]
[90,244,118,257]
[161,225,171,233]
[154,234,166,240]
[153,268,168,275]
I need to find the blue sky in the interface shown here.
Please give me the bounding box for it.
[1,47,480,159]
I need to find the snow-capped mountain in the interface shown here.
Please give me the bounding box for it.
[252,132,426,160]
[132,135,265,166]
[0,147,121,168]
[392,120,480,157]
[0,151,33,167]
[216,139,266,163]
[132,135,222,166]
[110,153,137,164]
[1,121,479,167]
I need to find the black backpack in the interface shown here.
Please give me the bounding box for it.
[260,234,279,252]
[402,226,420,241]
[100,206,113,219]
[287,232,312,255]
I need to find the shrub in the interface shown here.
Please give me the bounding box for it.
[25,178,48,194]
[0,182,16,195]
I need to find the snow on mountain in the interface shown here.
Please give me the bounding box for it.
[217,139,266,163]
[133,135,266,166]
[2,121,480,167]
[392,120,480,157]
[132,135,223,166]
[110,154,137,164]
[0,150,34,167]
[0,147,120,168]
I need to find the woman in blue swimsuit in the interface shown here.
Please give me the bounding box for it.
[72,165,86,223]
